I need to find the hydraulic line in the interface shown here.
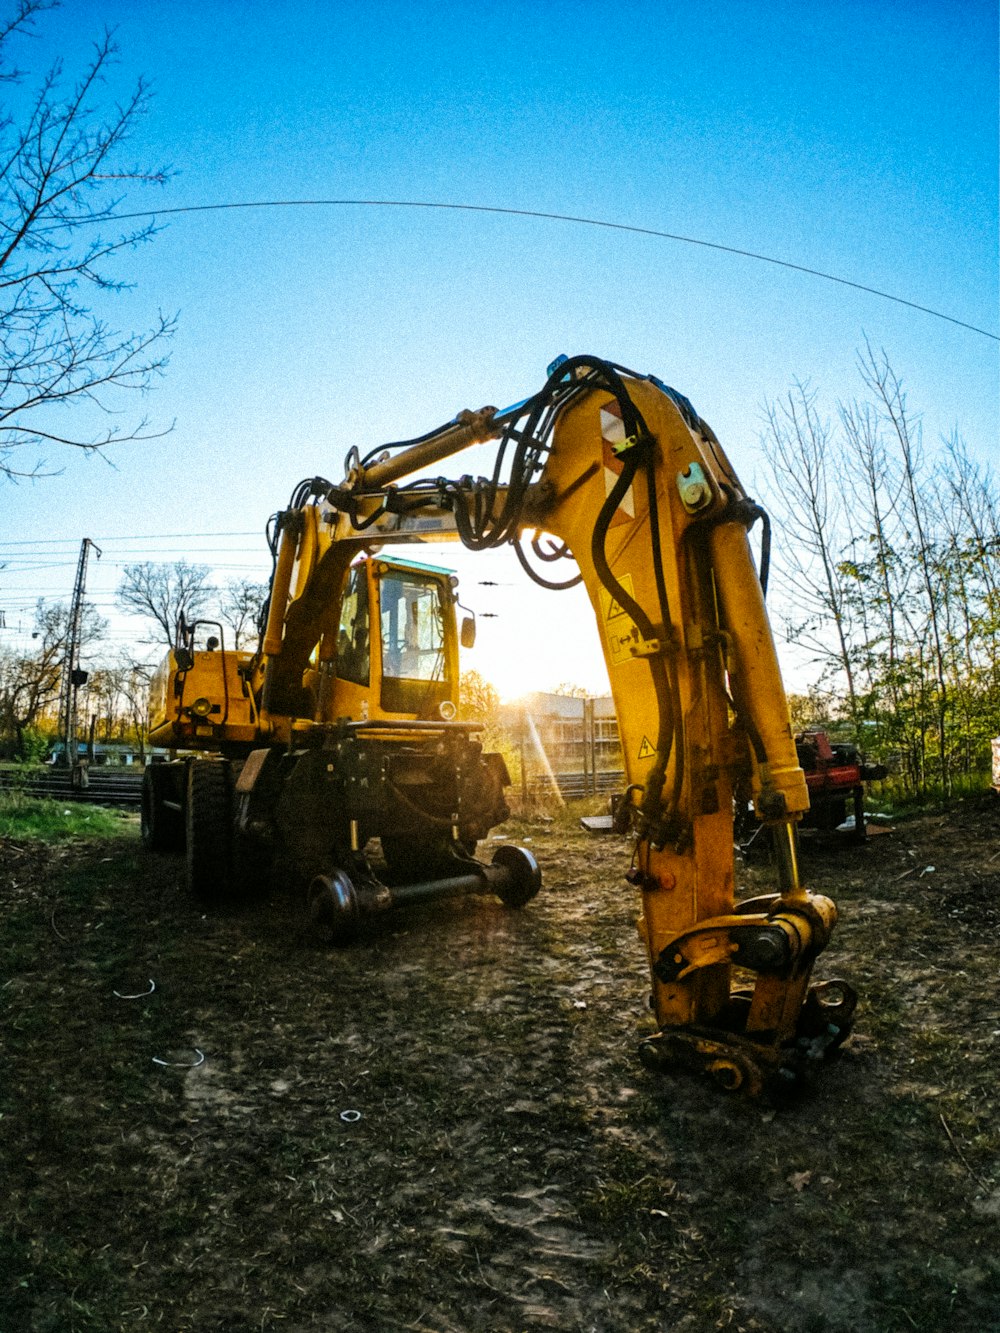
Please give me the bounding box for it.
[644,448,686,814]
[512,534,583,590]
[590,443,675,831]
[319,356,678,830]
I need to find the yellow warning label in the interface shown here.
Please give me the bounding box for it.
[599,575,640,666]
[599,573,634,622]
[600,574,638,665]
[637,736,656,760]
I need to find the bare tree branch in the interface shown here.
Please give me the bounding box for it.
[0,6,175,479]
[116,561,215,649]
[218,577,267,651]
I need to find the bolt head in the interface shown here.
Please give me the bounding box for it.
[681,480,709,507]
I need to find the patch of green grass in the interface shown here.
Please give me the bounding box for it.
[866,771,994,815]
[0,791,137,842]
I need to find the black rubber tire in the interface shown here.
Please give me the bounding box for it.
[141,765,184,853]
[185,760,233,902]
[140,767,161,851]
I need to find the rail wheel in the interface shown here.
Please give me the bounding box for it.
[308,870,360,944]
[491,844,541,908]
[185,760,233,902]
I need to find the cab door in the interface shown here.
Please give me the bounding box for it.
[375,564,458,719]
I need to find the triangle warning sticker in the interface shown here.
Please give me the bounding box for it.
[637,736,656,760]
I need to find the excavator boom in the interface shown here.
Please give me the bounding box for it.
[143,354,856,1095]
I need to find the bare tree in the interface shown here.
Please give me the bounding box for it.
[218,577,267,651]
[939,430,1000,693]
[858,343,952,791]
[459,667,501,727]
[0,2,175,480]
[82,649,153,757]
[552,682,588,698]
[758,381,859,718]
[760,349,998,795]
[0,597,105,755]
[459,666,519,783]
[117,561,214,648]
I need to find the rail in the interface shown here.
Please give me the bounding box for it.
[0,766,143,808]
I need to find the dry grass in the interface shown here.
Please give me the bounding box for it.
[1,795,998,1331]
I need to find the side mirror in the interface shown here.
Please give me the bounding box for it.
[460,615,476,650]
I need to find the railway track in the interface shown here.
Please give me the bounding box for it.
[0,767,143,808]
[2,765,623,811]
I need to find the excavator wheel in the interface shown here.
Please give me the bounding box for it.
[140,765,184,853]
[185,760,234,902]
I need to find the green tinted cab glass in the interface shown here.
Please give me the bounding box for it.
[378,571,451,714]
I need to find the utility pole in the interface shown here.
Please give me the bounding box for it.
[57,538,101,768]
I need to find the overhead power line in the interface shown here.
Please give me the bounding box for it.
[93,197,999,342]
[0,530,260,548]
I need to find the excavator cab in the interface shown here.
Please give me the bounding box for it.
[330,556,462,723]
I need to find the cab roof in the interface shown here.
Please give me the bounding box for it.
[357,553,456,579]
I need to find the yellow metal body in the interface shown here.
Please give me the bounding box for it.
[147,647,258,750]
[520,381,829,1060]
[145,359,850,1091]
[149,554,462,750]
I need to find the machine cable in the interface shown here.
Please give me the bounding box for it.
[643,445,686,819]
[590,441,676,838]
[359,421,466,469]
[512,533,583,591]
[331,355,683,836]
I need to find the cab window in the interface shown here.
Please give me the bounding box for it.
[380,574,445,681]
[379,572,450,714]
[337,565,370,687]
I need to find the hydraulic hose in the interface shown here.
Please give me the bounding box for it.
[590,443,675,832]
[644,449,686,814]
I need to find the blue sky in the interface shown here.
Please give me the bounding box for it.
[1,0,996,696]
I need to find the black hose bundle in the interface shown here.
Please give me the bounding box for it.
[281,356,706,840]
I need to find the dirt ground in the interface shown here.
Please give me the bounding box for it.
[2,796,998,1333]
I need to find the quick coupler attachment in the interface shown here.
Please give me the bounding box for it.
[637,978,858,1097]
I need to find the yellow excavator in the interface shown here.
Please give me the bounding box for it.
[142,354,856,1094]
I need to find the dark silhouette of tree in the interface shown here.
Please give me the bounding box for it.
[0,1,175,480]
[219,577,267,651]
[116,561,214,648]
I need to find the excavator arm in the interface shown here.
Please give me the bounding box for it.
[248,354,856,1093]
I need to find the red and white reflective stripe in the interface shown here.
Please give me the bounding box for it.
[600,401,635,527]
